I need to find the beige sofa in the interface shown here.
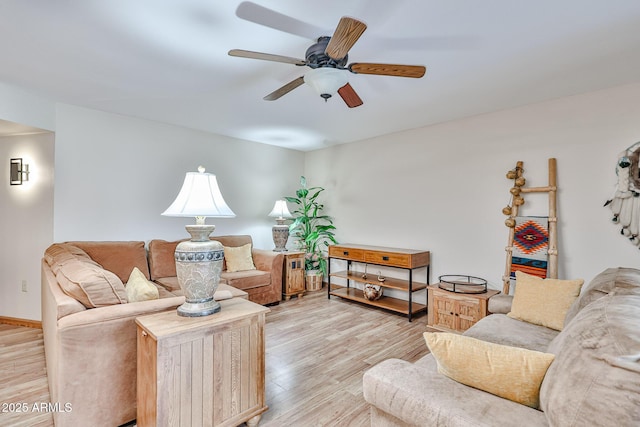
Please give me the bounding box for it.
[41,237,280,427]
[363,267,640,426]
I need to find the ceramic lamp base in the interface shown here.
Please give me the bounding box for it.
[177,298,221,317]
[272,223,290,252]
[175,224,225,317]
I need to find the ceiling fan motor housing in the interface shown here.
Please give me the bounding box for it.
[305,36,347,68]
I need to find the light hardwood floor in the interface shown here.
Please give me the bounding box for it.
[0,324,53,427]
[0,290,432,427]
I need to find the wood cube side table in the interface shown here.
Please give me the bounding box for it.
[282,251,305,301]
[427,285,500,333]
[136,298,269,427]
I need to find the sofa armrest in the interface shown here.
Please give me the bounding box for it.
[250,248,284,304]
[57,296,184,328]
[488,294,513,314]
[50,297,184,427]
[252,249,284,276]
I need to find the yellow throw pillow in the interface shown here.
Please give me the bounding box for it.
[507,271,584,331]
[126,267,159,302]
[224,243,256,273]
[424,332,555,408]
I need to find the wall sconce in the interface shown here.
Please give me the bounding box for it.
[10,158,29,185]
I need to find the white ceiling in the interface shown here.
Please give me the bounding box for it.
[1,1,640,151]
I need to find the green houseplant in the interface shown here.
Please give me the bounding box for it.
[285,176,338,286]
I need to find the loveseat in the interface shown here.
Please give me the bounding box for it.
[363,267,640,426]
[41,237,281,427]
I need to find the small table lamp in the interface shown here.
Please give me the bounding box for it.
[162,166,235,316]
[268,199,292,252]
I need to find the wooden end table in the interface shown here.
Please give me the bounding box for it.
[427,285,500,333]
[136,298,269,427]
[282,251,305,300]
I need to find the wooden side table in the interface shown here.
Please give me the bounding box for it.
[282,251,305,300]
[427,285,500,333]
[136,298,269,427]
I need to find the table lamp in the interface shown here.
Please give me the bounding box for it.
[268,199,292,252]
[162,166,235,316]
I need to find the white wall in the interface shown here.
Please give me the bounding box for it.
[54,104,305,249]
[306,82,640,293]
[0,133,55,320]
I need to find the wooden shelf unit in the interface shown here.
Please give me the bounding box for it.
[328,244,430,322]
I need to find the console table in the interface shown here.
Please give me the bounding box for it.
[136,298,269,427]
[328,244,430,322]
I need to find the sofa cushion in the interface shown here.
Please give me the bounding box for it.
[213,235,253,271]
[223,243,256,272]
[154,276,182,292]
[56,258,128,308]
[464,313,558,352]
[221,270,270,290]
[126,267,159,302]
[363,356,549,426]
[45,243,100,274]
[148,239,182,280]
[69,241,150,283]
[425,332,554,408]
[540,290,640,426]
[508,271,584,331]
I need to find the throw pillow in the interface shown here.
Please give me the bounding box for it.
[507,271,584,331]
[224,243,256,273]
[126,267,160,303]
[424,332,555,408]
[56,258,128,308]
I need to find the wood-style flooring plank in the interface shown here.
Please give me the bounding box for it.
[0,289,432,426]
[259,290,432,426]
[0,325,53,427]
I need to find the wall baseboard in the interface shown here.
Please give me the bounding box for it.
[0,316,42,329]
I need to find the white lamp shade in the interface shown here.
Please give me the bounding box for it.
[304,68,349,98]
[162,167,236,218]
[268,200,292,219]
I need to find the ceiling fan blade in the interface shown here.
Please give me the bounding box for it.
[229,49,306,66]
[349,63,426,78]
[236,1,327,40]
[325,17,367,60]
[263,76,305,101]
[338,83,363,108]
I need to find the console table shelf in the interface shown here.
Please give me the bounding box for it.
[329,285,427,315]
[330,271,428,292]
[328,244,430,322]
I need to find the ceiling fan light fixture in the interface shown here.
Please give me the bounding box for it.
[304,67,348,101]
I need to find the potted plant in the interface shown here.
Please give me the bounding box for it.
[285,176,338,290]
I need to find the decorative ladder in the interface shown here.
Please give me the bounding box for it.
[502,158,558,295]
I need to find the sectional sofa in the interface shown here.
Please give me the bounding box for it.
[41,236,282,427]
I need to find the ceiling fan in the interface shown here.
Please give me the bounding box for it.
[228,2,426,108]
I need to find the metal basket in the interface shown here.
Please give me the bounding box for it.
[437,275,488,294]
